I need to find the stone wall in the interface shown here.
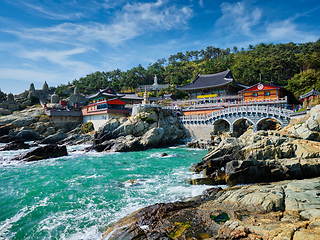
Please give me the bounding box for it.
[51,115,82,126]
[182,123,213,141]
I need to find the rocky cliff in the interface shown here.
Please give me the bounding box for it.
[92,107,186,152]
[190,105,320,186]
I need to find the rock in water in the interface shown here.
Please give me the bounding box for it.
[12,144,67,162]
[0,139,30,151]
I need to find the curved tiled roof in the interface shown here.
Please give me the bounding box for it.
[120,93,143,100]
[299,88,320,100]
[176,70,241,91]
[86,88,117,99]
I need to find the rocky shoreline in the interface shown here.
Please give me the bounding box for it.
[0,106,186,161]
[103,106,320,239]
[103,177,320,239]
[2,105,320,239]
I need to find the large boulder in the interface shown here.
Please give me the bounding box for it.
[41,131,68,144]
[0,124,14,136]
[140,127,164,147]
[59,134,93,145]
[93,109,186,152]
[284,105,320,140]
[12,144,67,162]
[93,135,144,152]
[16,129,42,141]
[11,117,36,128]
[191,130,320,185]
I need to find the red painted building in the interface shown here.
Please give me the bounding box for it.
[238,83,286,102]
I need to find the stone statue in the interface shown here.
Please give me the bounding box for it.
[153,75,158,85]
[51,92,60,104]
[42,81,49,91]
[7,93,14,102]
[29,83,35,91]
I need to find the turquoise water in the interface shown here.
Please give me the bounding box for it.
[0,145,210,239]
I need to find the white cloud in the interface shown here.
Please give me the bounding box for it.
[216,1,262,36]
[266,19,318,43]
[22,2,83,20]
[6,0,193,46]
[20,48,94,71]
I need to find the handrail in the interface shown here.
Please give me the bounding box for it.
[175,96,288,107]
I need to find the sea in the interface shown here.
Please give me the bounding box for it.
[0,144,212,240]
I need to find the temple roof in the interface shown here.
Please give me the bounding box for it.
[238,83,282,93]
[86,87,118,99]
[119,92,143,101]
[86,89,143,102]
[176,70,244,91]
[299,88,320,100]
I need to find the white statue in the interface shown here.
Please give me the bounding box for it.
[153,75,158,85]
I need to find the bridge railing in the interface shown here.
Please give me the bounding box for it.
[176,97,288,109]
[178,105,292,122]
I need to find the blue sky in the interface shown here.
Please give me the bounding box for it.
[0,0,319,94]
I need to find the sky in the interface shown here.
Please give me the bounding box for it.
[0,0,319,94]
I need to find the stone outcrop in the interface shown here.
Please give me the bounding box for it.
[0,106,45,126]
[283,105,320,140]
[190,129,320,186]
[0,92,21,115]
[93,108,185,152]
[0,140,30,151]
[11,144,67,162]
[190,105,320,186]
[40,131,68,144]
[59,134,93,145]
[103,177,320,240]
[0,106,93,145]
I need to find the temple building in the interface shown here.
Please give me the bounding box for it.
[299,88,320,108]
[176,69,246,100]
[81,87,143,130]
[238,82,299,107]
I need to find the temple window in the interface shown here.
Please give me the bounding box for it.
[253,93,258,97]
[264,92,270,96]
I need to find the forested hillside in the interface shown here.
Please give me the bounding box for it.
[56,39,320,99]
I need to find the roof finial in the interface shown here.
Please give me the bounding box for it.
[259,74,262,83]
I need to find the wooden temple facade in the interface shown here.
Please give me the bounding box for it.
[82,87,143,130]
[176,70,246,100]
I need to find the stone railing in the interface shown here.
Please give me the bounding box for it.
[178,106,292,122]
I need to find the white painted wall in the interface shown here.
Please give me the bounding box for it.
[83,113,125,130]
[83,114,109,130]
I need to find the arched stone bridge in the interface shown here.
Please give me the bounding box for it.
[178,105,292,133]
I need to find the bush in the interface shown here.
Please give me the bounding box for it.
[138,115,156,124]
[80,122,94,134]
